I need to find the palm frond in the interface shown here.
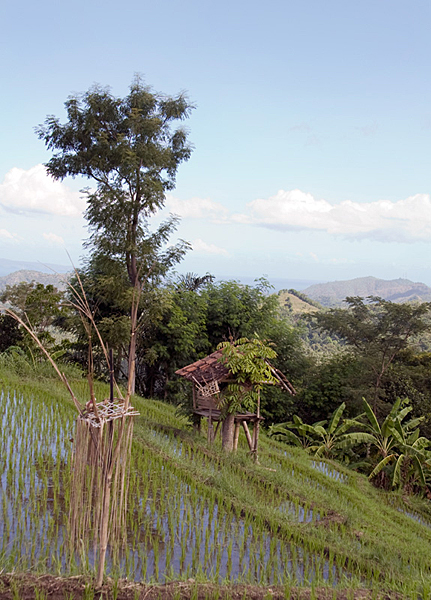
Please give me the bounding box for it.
[369,454,396,480]
[327,402,346,434]
[362,398,381,434]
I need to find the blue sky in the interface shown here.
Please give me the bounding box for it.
[0,0,430,287]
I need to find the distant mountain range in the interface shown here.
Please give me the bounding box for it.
[303,276,431,306]
[0,270,69,293]
[1,267,431,309]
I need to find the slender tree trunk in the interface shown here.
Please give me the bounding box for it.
[373,357,392,413]
[221,413,235,451]
[127,331,136,397]
[373,372,384,413]
[126,249,140,398]
[127,279,140,399]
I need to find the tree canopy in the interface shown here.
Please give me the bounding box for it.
[311,296,431,413]
[37,77,194,289]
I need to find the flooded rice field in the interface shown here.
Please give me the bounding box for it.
[0,388,351,585]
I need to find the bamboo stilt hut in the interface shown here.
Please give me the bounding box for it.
[176,349,296,456]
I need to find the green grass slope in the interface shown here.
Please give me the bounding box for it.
[1,360,431,598]
[278,290,320,315]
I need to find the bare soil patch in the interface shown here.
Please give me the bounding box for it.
[0,574,399,600]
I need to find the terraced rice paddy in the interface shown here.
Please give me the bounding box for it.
[2,370,431,598]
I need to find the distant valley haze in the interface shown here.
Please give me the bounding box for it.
[0,257,70,278]
[2,257,431,304]
[0,256,320,292]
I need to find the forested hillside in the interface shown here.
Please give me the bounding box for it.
[278,289,321,315]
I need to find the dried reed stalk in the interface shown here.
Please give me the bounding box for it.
[3,282,137,588]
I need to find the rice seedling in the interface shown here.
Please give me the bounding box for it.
[82,582,95,600]
[34,586,48,600]
[10,580,21,600]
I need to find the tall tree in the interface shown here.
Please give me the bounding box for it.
[202,278,279,347]
[37,77,194,390]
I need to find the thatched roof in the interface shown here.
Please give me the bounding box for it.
[175,349,229,385]
[175,350,296,395]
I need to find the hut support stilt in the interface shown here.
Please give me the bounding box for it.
[242,421,253,451]
[253,391,261,463]
[233,422,240,450]
[207,408,214,443]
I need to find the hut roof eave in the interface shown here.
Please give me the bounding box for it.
[176,350,297,395]
[175,349,229,385]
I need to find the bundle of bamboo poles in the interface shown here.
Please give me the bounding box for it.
[68,350,137,585]
[65,273,140,587]
[3,267,142,588]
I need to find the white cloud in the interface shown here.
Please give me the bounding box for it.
[0,229,19,242]
[0,164,86,217]
[240,189,431,243]
[43,232,65,245]
[356,121,379,137]
[288,122,312,133]
[192,239,228,256]
[166,194,229,221]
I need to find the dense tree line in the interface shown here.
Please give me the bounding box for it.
[3,277,431,432]
[60,267,306,418]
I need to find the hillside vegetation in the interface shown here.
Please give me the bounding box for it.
[278,289,320,315]
[1,362,431,599]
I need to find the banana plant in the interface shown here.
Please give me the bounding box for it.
[343,397,427,488]
[391,417,429,489]
[269,414,323,449]
[270,403,360,459]
[304,402,362,458]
